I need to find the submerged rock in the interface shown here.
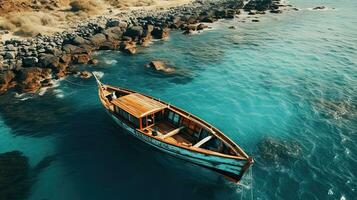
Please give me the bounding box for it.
[313,99,356,120]
[146,60,175,73]
[80,71,92,79]
[0,151,56,200]
[257,137,302,164]
[313,6,326,10]
[0,151,29,200]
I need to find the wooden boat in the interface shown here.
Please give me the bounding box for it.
[93,74,253,183]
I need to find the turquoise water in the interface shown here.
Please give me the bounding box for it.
[1,0,356,199]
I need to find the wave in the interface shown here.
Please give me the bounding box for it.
[104,59,118,65]
[53,89,64,99]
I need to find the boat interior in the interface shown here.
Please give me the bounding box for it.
[101,86,238,157]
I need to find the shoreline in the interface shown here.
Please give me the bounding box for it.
[0,0,297,96]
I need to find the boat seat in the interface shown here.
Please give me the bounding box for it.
[160,126,185,139]
[193,136,213,148]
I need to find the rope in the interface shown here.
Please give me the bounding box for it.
[62,77,95,87]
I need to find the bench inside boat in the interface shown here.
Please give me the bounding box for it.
[105,90,235,156]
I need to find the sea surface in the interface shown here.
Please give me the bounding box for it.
[0,0,356,199]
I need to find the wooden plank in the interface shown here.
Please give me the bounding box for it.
[160,126,185,139]
[193,136,213,148]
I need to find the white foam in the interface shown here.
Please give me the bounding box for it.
[14,92,32,101]
[53,89,64,99]
[105,59,118,65]
[38,79,61,96]
[92,71,104,79]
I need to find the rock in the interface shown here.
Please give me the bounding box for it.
[104,27,123,42]
[0,70,15,94]
[79,71,92,79]
[146,60,175,73]
[124,26,144,40]
[4,51,16,59]
[72,53,91,64]
[200,16,216,23]
[56,70,66,78]
[60,54,72,64]
[22,57,38,67]
[252,19,260,22]
[313,6,325,10]
[270,9,282,14]
[17,67,52,93]
[72,36,88,45]
[118,21,128,29]
[197,23,208,31]
[120,41,137,54]
[99,40,120,50]
[62,44,81,54]
[89,33,107,47]
[244,0,278,11]
[228,26,236,29]
[152,27,170,39]
[106,19,120,27]
[38,54,60,68]
[140,35,152,47]
[89,59,98,65]
[145,24,154,35]
[226,9,236,18]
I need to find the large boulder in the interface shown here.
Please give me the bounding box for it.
[152,27,170,39]
[38,54,60,68]
[99,40,120,50]
[124,26,144,40]
[104,27,123,42]
[17,67,52,93]
[89,33,107,47]
[72,53,91,64]
[22,57,38,67]
[71,36,88,45]
[62,44,84,54]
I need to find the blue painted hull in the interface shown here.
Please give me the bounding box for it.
[106,111,247,182]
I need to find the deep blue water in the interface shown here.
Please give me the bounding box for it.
[1,0,356,199]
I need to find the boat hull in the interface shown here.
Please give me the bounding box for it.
[106,111,246,182]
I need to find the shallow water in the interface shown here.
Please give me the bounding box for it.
[1,0,356,199]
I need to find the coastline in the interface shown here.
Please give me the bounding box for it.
[0,0,296,96]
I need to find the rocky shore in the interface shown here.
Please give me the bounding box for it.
[0,0,293,95]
